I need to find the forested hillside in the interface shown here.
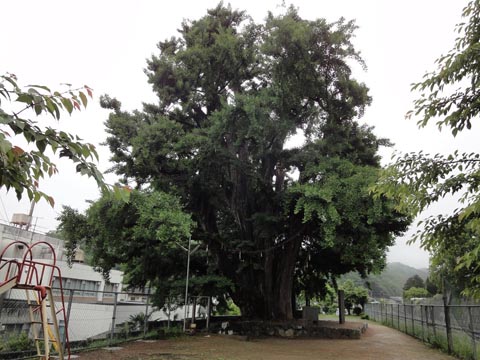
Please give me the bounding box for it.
[340,263,428,298]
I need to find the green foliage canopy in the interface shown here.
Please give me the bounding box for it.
[58,190,232,308]
[425,276,439,296]
[340,279,368,314]
[403,287,430,300]
[403,274,425,291]
[63,190,192,279]
[99,4,409,320]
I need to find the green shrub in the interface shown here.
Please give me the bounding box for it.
[3,332,33,352]
[163,326,184,338]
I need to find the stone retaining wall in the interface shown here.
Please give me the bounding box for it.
[212,320,367,339]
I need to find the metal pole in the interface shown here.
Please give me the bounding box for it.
[411,305,414,337]
[420,305,425,342]
[397,304,400,329]
[391,304,394,327]
[425,306,430,343]
[63,289,74,354]
[183,236,192,332]
[110,292,118,344]
[431,306,437,339]
[192,296,197,325]
[206,297,211,331]
[468,306,477,360]
[143,288,150,338]
[25,200,35,231]
[29,217,38,244]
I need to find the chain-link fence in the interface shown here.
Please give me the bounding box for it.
[0,287,205,358]
[365,301,480,360]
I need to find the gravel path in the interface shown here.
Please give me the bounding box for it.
[76,322,456,359]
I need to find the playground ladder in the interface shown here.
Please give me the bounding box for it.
[0,241,71,359]
[25,286,64,359]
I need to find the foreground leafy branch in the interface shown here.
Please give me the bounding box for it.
[375,1,480,298]
[0,73,125,205]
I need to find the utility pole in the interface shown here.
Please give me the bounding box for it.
[25,200,35,231]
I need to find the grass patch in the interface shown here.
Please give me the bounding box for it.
[318,314,361,321]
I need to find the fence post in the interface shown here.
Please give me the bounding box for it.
[391,304,394,327]
[383,303,385,324]
[110,292,118,344]
[397,304,400,329]
[338,290,345,324]
[420,305,425,342]
[384,303,387,325]
[62,289,74,354]
[468,306,477,360]
[443,291,453,354]
[424,305,429,343]
[431,306,436,339]
[143,288,150,338]
[384,302,387,323]
[192,297,197,325]
[411,305,415,337]
[404,304,407,334]
[206,296,211,331]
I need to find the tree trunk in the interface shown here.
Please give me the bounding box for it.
[231,234,302,320]
[272,239,300,320]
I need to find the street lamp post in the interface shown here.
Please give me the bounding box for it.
[177,236,201,332]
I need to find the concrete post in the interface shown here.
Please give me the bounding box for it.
[338,290,345,324]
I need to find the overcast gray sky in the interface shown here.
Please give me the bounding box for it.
[1,0,475,269]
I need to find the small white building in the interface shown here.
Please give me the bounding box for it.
[0,218,200,342]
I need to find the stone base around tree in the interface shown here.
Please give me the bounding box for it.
[212,320,368,340]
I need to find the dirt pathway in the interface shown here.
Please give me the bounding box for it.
[76,323,456,359]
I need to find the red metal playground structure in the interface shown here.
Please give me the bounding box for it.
[0,240,70,359]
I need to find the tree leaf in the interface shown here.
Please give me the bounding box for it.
[79,91,88,107]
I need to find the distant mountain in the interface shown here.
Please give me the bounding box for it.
[339,262,429,298]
